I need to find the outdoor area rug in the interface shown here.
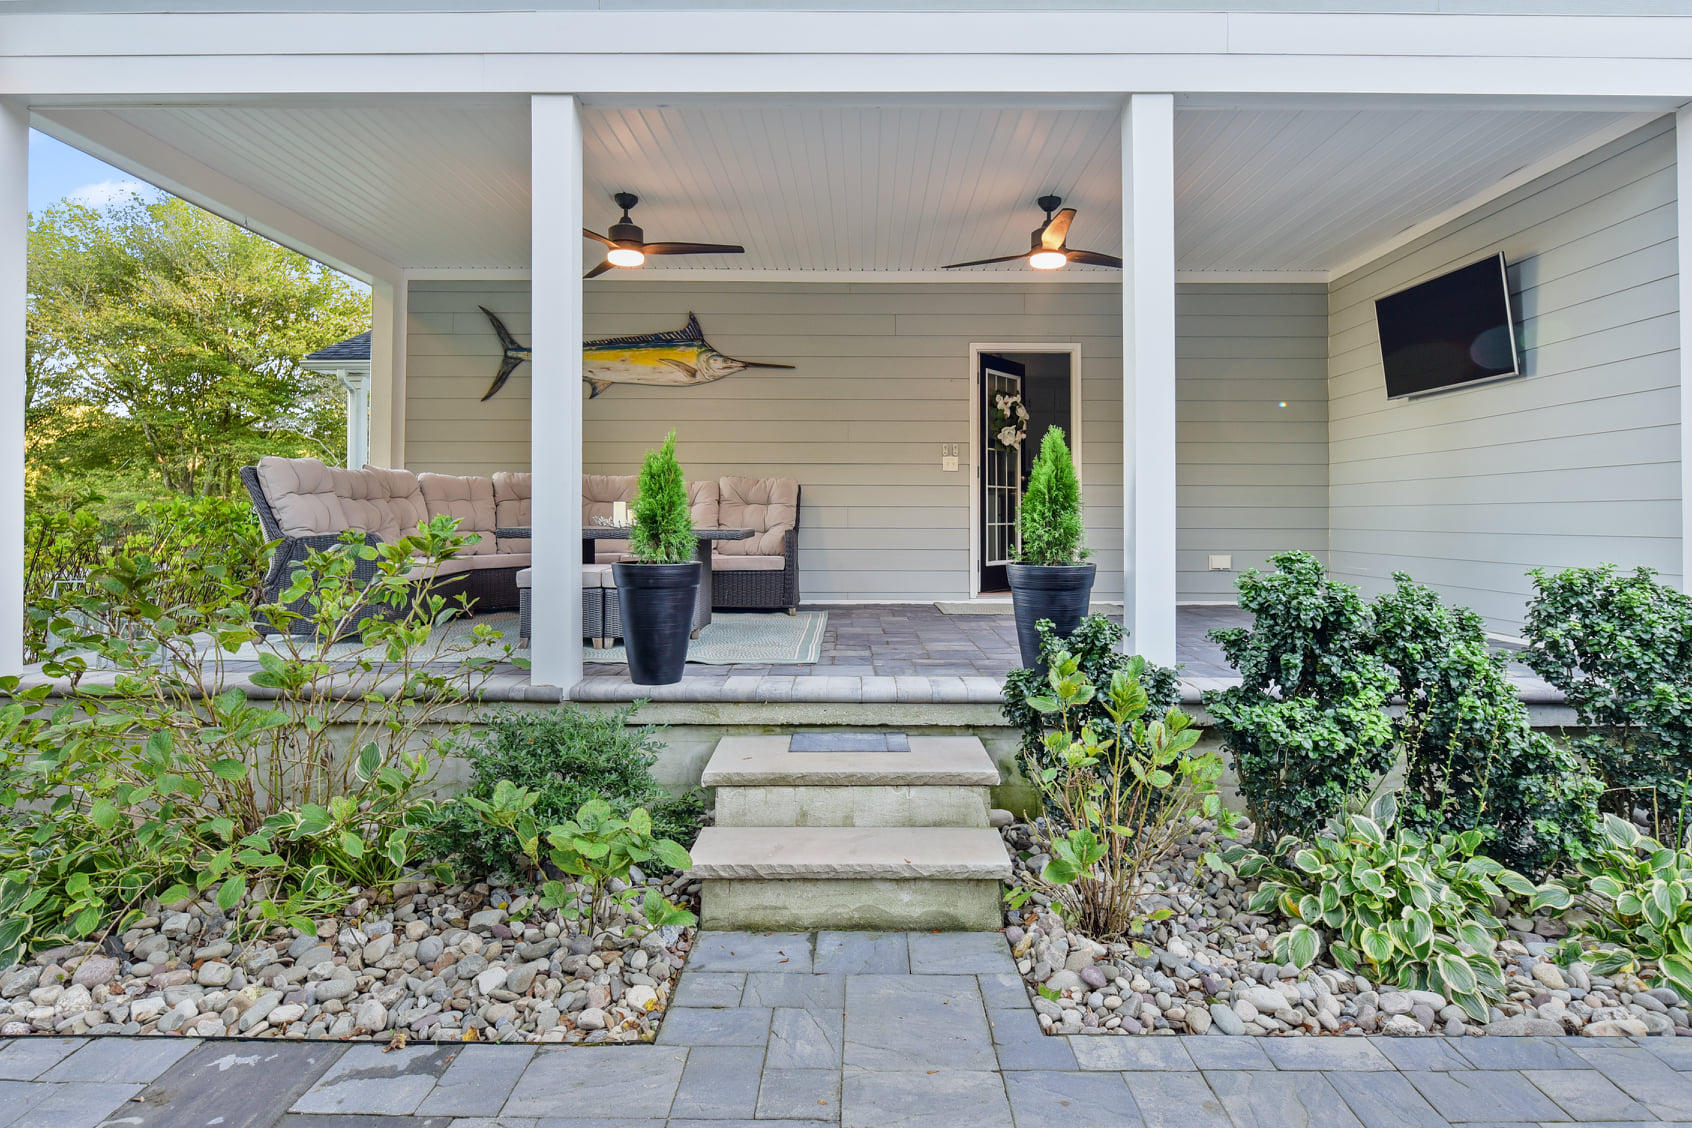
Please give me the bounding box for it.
[583,611,827,665]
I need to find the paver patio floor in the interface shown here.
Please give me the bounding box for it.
[6,931,1692,1127]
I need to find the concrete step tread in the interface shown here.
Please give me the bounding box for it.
[702,734,999,787]
[689,826,1013,880]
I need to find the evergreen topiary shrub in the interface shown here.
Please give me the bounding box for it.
[627,430,696,565]
[1017,427,1086,566]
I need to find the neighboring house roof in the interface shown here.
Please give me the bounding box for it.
[306,331,371,362]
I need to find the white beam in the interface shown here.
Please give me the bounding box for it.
[1122,94,1177,666]
[368,280,406,469]
[1679,104,1692,591]
[529,94,584,692]
[0,100,23,674]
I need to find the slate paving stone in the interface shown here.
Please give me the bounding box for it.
[742,973,847,1008]
[667,1045,764,1121]
[272,1117,454,1128]
[444,1118,541,1128]
[502,1046,688,1120]
[976,972,1030,1010]
[1121,1071,1232,1128]
[1002,1070,1138,1127]
[291,1045,456,1116]
[1325,1069,1448,1128]
[668,1122,834,1128]
[767,1007,844,1070]
[756,1067,841,1121]
[1258,1037,1394,1072]
[1177,1036,1275,1071]
[1205,1070,1365,1128]
[121,1041,348,1128]
[843,975,995,1071]
[814,932,908,975]
[6,1080,142,1128]
[1649,1038,1692,1069]
[417,1045,536,1117]
[905,931,1016,975]
[840,1069,1013,1128]
[1453,1036,1587,1071]
[0,1038,85,1081]
[671,972,746,1008]
[1404,1069,1566,1123]
[988,1009,1078,1071]
[1521,1066,1654,1122]
[37,1035,199,1083]
[1573,1045,1692,1119]
[1371,1037,1474,1072]
[1069,1035,1194,1071]
[654,1005,772,1046]
[686,932,814,973]
[0,1079,48,1124]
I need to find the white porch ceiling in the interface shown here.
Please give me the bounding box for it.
[43,99,1643,278]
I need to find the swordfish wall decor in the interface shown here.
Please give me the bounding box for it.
[476,307,795,401]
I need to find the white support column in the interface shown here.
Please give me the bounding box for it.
[1121,93,1178,665]
[337,368,371,471]
[368,278,406,468]
[529,94,584,691]
[0,102,25,675]
[1678,104,1692,591]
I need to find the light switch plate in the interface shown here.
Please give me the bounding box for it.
[1208,554,1233,571]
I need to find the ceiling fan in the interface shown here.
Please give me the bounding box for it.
[943,195,1122,271]
[582,192,745,278]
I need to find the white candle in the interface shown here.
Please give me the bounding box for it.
[612,500,628,527]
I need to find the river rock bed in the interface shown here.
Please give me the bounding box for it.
[999,817,1690,1039]
[0,871,698,1044]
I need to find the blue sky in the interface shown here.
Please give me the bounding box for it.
[28,129,159,214]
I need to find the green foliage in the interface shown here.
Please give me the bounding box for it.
[0,515,517,966]
[1538,815,1692,1001]
[1203,551,1397,845]
[1372,573,1602,877]
[1017,427,1086,566]
[1003,615,1178,778]
[1521,564,1692,845]
[27,195,369,508]
[425,705,705,881]
[627,431,697,565]
[1007,647,1235,940]
[1223,795,1548,1022]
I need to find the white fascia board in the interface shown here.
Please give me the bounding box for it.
[300,359,372,375]
[29,107,405,285]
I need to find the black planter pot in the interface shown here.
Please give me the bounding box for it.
[1006,562,1097,671]
[614,560,702,686]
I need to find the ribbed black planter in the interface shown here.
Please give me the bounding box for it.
[614,560,702,686]
[1006,562,1097,671]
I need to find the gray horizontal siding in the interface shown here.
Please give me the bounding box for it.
[1326,117,1680,634]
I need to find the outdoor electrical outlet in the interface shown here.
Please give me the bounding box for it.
[942,443,959,471]
[1208,554,1233,571]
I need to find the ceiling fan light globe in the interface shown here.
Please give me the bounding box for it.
[1028,250,1067,271]
[606,247,646,268]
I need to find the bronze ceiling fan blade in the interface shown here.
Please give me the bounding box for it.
[583,260,615,279]
[582,228,616,247]
[942,253,1032,269]
[1065,249,1123,268]
[1041,208,1076,251]
[641,241,746,256]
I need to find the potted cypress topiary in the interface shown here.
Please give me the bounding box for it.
[1006,426,1093,670]
[614,431,700,685]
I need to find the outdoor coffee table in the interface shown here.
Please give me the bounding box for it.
[583,526,753,633]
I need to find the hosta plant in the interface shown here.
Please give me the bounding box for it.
[1221,795,1547,1022]
[1007,648,1236,942]
[1537,814,1692,1000]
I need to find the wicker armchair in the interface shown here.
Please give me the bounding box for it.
[711,484,801,614]
[241,465,384,636]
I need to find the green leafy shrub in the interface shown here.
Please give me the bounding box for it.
[1009,647,1235,940]
[1224,795,1547,1022]
[0,515,516,965]
[1521,564,1692,845]
[1538,814,1692,1000]
[627,430,696,565]
[1017,426,1086,566]
[1372,573,1602,876]
[1003,615,1178,776]
[425,704,705,881]
[1203,551,1396,846]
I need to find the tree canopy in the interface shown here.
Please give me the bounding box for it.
[27,193,370,519]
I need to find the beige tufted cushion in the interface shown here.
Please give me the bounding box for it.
[493,472,532,552]
[583,474,636,562]
[689,480,720,531]
[339,466,430,545]
[255,457,429,545]
[418,473,495,555]
[717,476,797,555]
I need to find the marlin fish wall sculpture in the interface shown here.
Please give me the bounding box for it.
[476,307,794,401]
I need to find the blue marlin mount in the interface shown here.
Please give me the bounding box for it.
[477,307,794,401]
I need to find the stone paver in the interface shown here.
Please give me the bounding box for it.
[0,930,1687,1126]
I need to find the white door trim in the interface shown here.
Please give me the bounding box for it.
[965,342,1085,600]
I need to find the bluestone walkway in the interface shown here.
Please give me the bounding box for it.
[2,931,1690,1127]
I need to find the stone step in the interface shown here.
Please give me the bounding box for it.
[701,733,1000,788]
[713,782,991,828]
[688,826,1012,931]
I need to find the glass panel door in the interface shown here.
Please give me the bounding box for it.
[979,354,1026,593]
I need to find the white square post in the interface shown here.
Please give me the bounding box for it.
[368,278,407,468]
[1678,104,1692,591]
[1121,94,1178,665]
[529,94,584,690]
[0,101,25,675]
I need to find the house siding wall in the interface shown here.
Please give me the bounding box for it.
[405,279,1328,603]
[1326,118,1680,634]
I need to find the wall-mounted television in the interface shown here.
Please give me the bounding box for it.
[1374,252,1519,400]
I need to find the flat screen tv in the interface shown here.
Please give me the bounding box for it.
[1374,253,1519,400]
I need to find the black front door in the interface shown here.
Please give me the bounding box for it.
[979,353,1026,593]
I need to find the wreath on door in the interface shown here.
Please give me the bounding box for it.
[991,392,1029,450]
